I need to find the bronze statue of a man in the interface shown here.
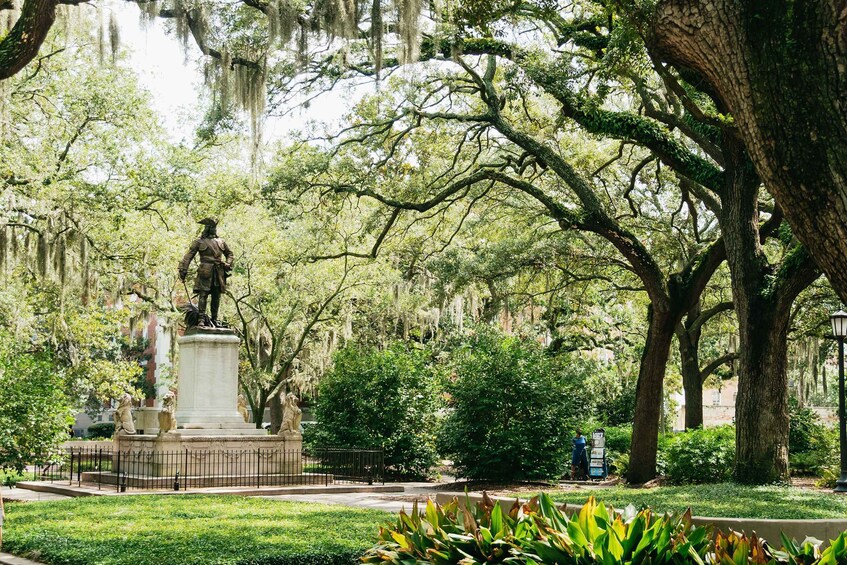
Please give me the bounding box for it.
[178,218,234,325]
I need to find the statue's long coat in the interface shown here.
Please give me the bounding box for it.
[179,237,234,293]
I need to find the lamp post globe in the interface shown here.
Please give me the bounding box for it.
[831,310,847,492]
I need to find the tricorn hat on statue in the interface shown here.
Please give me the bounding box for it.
[197,217,218,227]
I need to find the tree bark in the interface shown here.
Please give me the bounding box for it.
[650,0,847,303]
[627,305,676,484]
[719,140,820,483]
[269,391,283,435]
[733,299,793,483]
[678,304,704,430]
[251,389,269,430]
[0,0,59,80]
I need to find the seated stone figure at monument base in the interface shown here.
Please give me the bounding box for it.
[237,394,250,423]
[113,393,136,435]
[158,390,177,434]
[279,393,302,435]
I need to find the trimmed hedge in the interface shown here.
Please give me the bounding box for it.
[307,343,440,479]
[86,422,115,439]
[438,331,591,481]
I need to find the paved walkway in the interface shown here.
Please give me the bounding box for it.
[1,487,68,503]
[257,481,448,513]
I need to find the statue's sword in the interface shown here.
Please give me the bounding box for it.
[182,279,195,308]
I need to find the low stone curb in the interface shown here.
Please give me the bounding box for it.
[16,481,403,498]
[434,492,847,547]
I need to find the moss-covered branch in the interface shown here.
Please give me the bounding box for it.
[0,0,58,80]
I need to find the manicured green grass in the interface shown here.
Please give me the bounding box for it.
[546,483,847,519]
[4,495,390,565]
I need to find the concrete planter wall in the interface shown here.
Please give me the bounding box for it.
[434,492,847,548]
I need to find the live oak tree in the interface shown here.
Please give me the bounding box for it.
[672,256,736,430]
[411,3,824,483]
[275,0,826,480]
[280,61,727,484]
[647,0,847,307]
[1,0,845,306]
[2,0,838,482]
[0,24,174,442]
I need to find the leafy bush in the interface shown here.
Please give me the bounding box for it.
[0,349,74,471]
[438,331,591,482]
[599,425,632,477]
[86,422,116,439]
[308,343,440,479]
[363,494,712,564]
[789,399,825,454]
[597,377,637,426]
[365,494,847,565]
[662,425,735,484]
[789,400,837,476]
[602,425,633,454]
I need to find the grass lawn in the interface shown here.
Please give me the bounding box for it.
[546,483,847,520]
[3,495,390,565]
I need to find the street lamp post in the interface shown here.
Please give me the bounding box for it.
[831,310,847,492]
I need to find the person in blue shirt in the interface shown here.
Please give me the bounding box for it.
[571,428,587,480]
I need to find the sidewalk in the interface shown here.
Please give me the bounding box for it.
[1,486,68,502]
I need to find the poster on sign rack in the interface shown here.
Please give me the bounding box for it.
[588,429,607,479]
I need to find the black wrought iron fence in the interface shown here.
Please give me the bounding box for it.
[307,447,384,485]
[40,446,384,492]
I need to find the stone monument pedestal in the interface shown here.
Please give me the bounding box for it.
[113,431,302,480]
[174,330,265,434]
[113,328,302,481]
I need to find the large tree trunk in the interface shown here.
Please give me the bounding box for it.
[734,297,792,483]
[719,141,819,483]
[251,389,269,430]
[627,305,676,484]
[678,312,704,430]
[650,0,847,303]
[0,0,59,80]
[269,391,283,435]
[720,141,789,483]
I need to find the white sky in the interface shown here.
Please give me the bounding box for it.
[108,1,357,144]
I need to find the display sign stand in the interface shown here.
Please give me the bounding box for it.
[588,428,607,480]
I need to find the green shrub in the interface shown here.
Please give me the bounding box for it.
[308,343,440,479]
[363,494,712,564]
[86,422,115,439]
[598,425,632,477]
[0,350,74,471]
[602,425,632,454]
[437,331,591,482]
[789,399,824,454]
[789,400,837,476]
[364,494,847,565]
[662,425,735,484]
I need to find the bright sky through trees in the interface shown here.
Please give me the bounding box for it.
[110,1,355,141]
